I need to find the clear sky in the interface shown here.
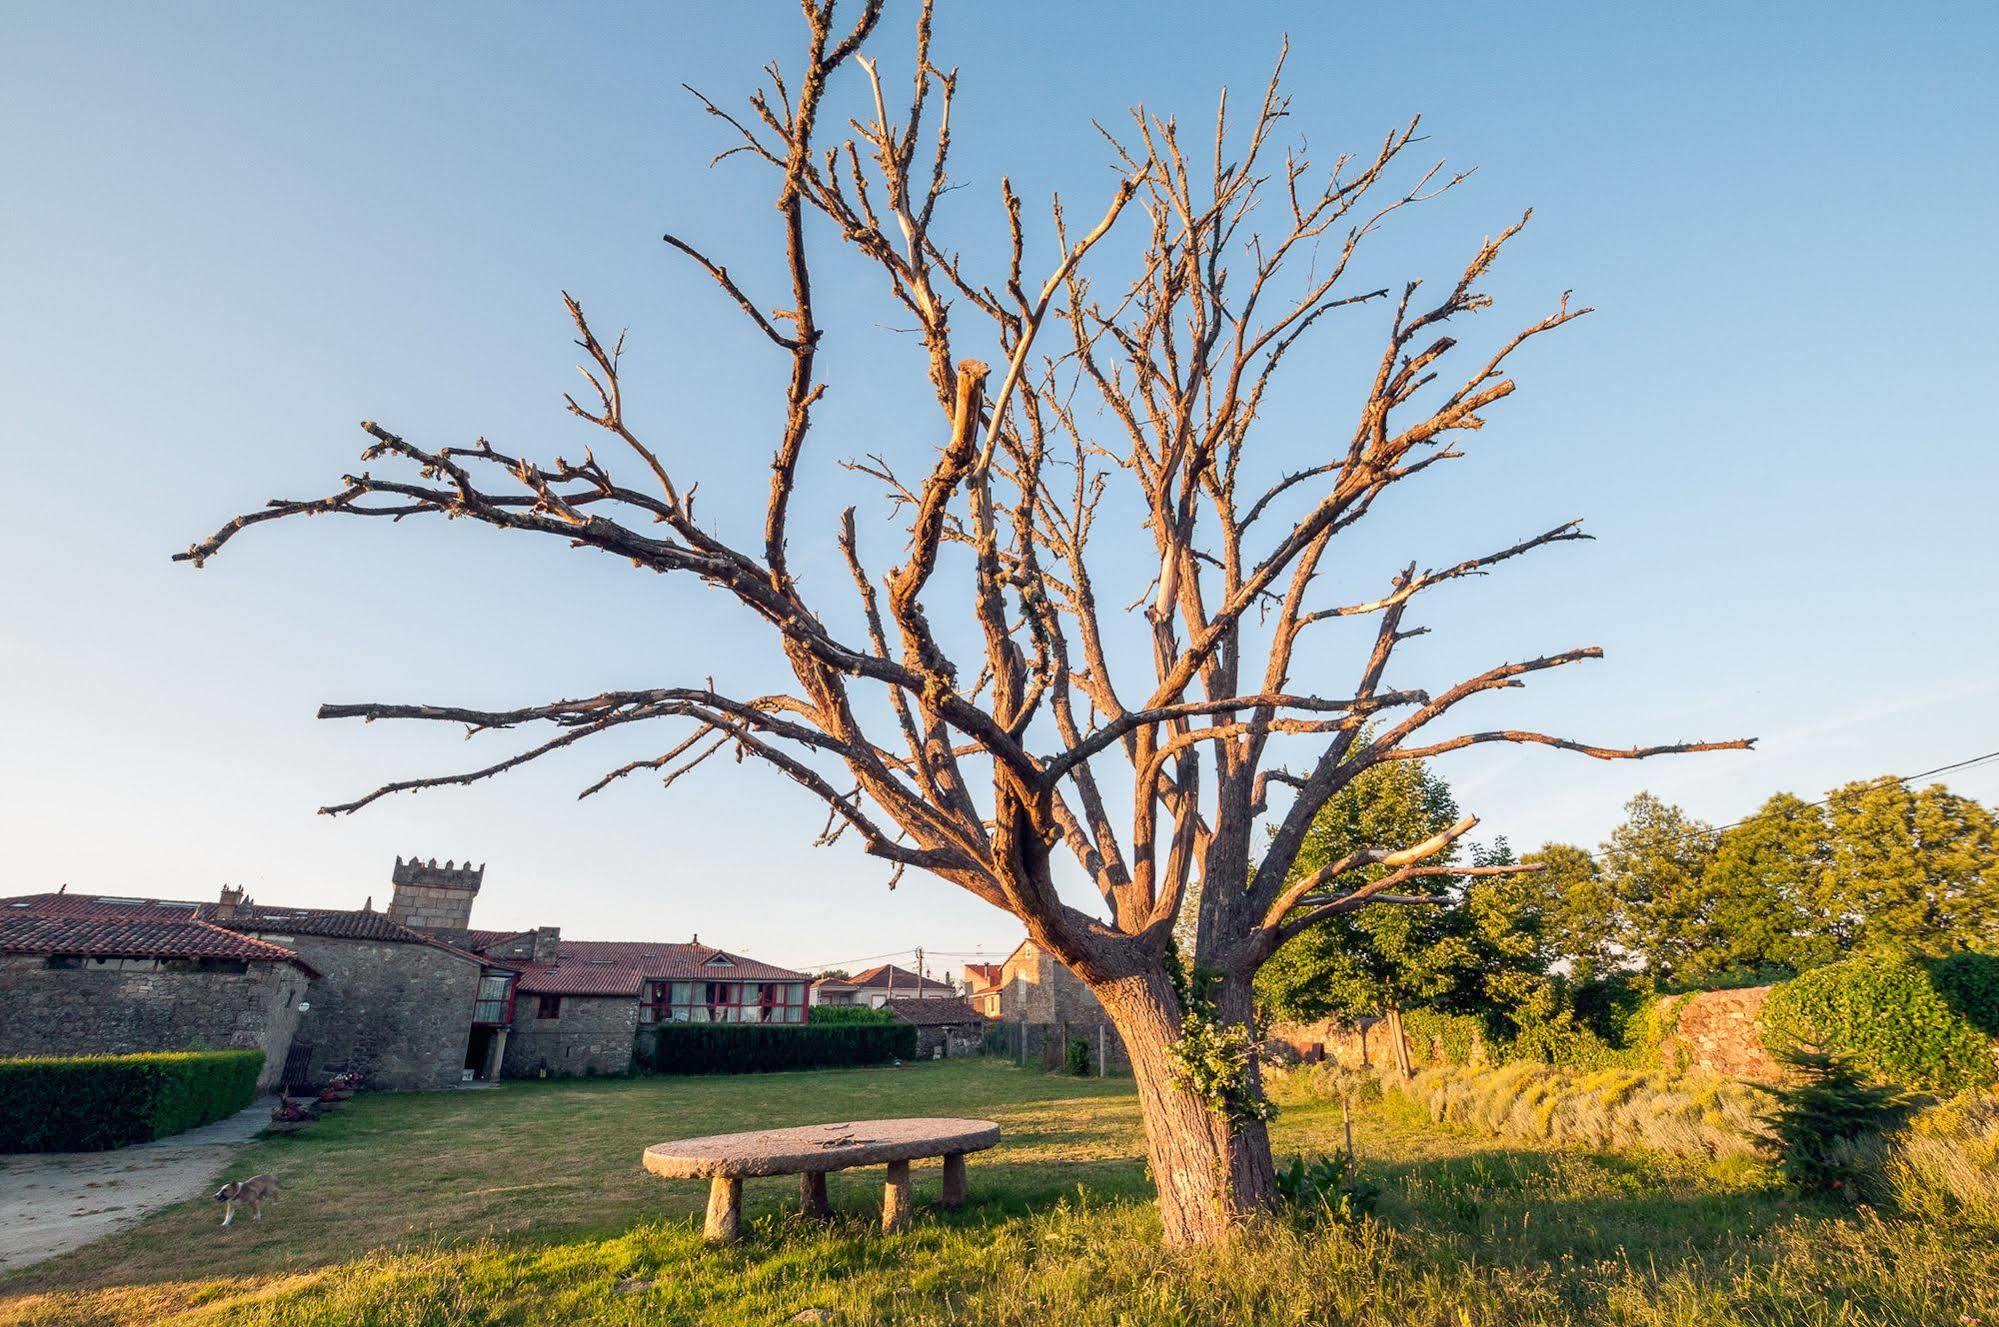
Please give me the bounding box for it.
[3,3,1995,976]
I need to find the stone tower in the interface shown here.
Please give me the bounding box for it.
[385,856,484,931]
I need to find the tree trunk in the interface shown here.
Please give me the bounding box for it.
[1384,1002,1414,1078]
[1094,969,1278,1247]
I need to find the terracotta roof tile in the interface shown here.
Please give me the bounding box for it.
[0,913,318,975]
[883,996,987,1026]
[514,940,806,996]
[848,963,956,995]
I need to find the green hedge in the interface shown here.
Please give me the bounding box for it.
[807,1005,898,1025]
[0,1050,264,1152]
[637,1023,917,1075]
[1760,955,1997,1092]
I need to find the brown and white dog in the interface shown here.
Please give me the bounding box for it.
[213,1174,278,1226]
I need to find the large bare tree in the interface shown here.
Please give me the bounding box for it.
[180,0,1749,1246]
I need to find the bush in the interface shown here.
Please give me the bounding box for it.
[1759,1047,1912,1200]
[637,1022,916,1075]
[1759,954,1997,1092]
[1928,952,1999,1038]
[0,1050,264,1152]
[807,1005,897,1025]
[1066,1037,1092,1077]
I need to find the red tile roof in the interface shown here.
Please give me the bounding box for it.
[513,940,807,996]
[2,894,496,970]
[848,963,956,995]
[3,892,203,922]
[0,913,318,974]
[962,963,1001,992]
[883,996,987,1026]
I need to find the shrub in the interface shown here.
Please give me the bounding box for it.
[1759,954,1997,1091]
[1928,952,1999,1038]
[807,1005,897,1025]
[1887,1091,1999,1232]
[637,1022,915,1075]
[1276,1152,1378,1225]
[0,1050,264,1152]
[1066,1037,1092,1077]
[1758,1047,1912,1200]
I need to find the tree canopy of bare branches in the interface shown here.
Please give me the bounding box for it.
[180,0,1750,1246]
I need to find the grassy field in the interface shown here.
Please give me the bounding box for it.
[1,1059,1992,1326]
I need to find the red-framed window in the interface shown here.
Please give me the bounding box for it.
[472,972,515,1026]
[536,994,562,1019]
[639,979,806,1024]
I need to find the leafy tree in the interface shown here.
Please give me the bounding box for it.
[1599,793,1722,983]
[1518,841,1622,982]
[1698,791,1838,976]
[1817,780,1999,957]
[1258,771,1557,1067]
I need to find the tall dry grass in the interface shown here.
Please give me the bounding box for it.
[1379,1061,1768,1167]
[1886,1091,1999,1232]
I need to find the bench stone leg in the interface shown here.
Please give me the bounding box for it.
[799,1170,831,1219]
[940,1151,968,1209]
[704,1175,743,1244]
[882,1159,913,1233]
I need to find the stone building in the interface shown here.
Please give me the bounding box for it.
[966,940,1128,1074]
[811,962,957,1008]
[1,859,809,1088]
[0,898,314,1090]
[966,940,1113,1026]
[504,939,811,1077]
[884,996,986,1059]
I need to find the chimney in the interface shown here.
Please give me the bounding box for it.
[214,884,247,922]
[531,926,561,965]
[385,855,485,931]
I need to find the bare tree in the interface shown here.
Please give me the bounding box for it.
[179,0,1749,1246]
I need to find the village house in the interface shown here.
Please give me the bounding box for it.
[963,940,1111,1026]
[809,962,956,1007]
[0,856,808,1087]
[883,996,987,1059]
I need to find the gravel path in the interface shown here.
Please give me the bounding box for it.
[0,1098,276,1273]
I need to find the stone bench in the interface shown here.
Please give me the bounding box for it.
[642,1117,1001,1242]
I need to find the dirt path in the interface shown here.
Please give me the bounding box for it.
[0,1099,276,1273]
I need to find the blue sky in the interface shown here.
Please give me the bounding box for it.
[3,3,1994,975]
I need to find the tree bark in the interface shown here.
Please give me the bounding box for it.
[1385,1002,1414,1079]
[1094,969,1278,1247]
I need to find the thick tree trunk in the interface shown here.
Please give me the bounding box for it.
[1384,1002,1414,1078]
[1093,969,1278,1247]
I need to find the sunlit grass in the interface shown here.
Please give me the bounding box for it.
[2,1060,1993,1326]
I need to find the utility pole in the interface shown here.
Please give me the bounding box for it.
[914,946,924,996]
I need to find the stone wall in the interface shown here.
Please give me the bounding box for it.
[909,1021,986,1060]
[1269,1017,1383,1068]
[236,933,482,1090]
[1658,985,1780,1082]
[502,994,638,1077]
[0,954,307,1090]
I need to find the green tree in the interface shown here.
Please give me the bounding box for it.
[1817,780,1999,956]
[1599,793,1721,983]
[1703,791,1838,975]
[1257,769,1556,1069]
[1518,841,1622,982]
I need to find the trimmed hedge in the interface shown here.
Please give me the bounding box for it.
[1760,955,1997,1092]
[807,1005,898,1026]
[638,1022,917,1075]
[0,1050,265,1152]
[1930,953,1999,1039]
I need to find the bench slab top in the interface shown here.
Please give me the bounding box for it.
[643,1118,1000,1179]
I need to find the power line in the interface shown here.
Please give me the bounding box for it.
[1713,746,1999,833]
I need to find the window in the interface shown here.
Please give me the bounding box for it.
[642,978,806,1024]
[472,973,514,1025]
[536,994,562,1020]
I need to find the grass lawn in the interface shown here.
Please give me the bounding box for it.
[1,1059,1992,1326]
